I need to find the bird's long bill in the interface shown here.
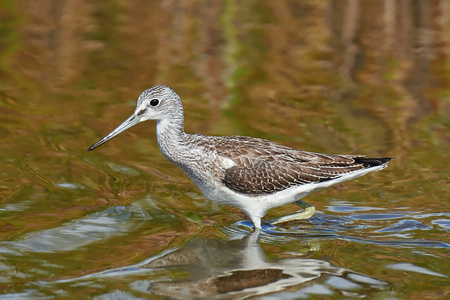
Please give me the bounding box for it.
[87,114,141,151]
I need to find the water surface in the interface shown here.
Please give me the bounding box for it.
[0,1,449,299]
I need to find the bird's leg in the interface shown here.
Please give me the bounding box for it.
[250,216,262,231]
[271,200,316,224]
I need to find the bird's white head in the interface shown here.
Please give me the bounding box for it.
[87,84,183,151]
[135,84,183,122]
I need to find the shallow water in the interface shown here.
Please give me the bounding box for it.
[0,1,449,299]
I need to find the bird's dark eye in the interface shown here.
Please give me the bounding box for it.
[150,99,159,106]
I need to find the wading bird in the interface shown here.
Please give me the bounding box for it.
[88,85,391,229]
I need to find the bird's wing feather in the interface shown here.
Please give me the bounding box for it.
[211,136,389,195]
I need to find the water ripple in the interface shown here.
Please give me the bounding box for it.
[223,210,450,249]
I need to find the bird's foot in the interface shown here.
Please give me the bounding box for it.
[271,202,315,224]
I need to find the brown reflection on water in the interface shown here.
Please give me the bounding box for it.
[4,1,447,142]
[328,0,440,156]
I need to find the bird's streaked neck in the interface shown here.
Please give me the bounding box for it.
[155,117,189,162]
[156,117,185,137]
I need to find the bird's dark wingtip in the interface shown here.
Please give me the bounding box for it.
[354,157,393,168]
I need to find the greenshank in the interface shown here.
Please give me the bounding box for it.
[88,85,392,229]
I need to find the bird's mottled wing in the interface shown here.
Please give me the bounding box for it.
[213,136,388,195]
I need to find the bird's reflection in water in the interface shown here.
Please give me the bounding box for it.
[146,229,388,299]
[40,221,388,298]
